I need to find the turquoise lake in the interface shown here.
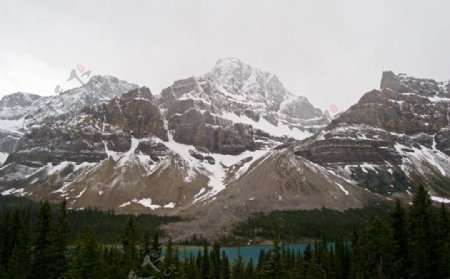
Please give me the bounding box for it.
[173,243,336,262]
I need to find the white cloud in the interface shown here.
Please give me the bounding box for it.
[0,0,449,112]
[0,49,71,96]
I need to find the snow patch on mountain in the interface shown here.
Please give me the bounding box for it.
[119,198,162,210]
[394,142,450,176]
[0,117,25,135]
[431,196,450,204]
[163,133,270,202]
[0,152,8,166]
[220,111,313,139]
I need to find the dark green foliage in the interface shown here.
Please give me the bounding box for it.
[352,215,394,278]
[0,196,180,244]
[408,185,438,279]
[30,201,53,279]
[390,199,409,278]
[1,188,450,279]
[79,226,104,278]
[48,199,69,279]
[233,206,391,241]
[122,218,139,277]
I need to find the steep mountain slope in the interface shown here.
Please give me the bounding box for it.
[159,57,329,155]
[0,92,42,163]
[24,75,138,127]
[3,61,449,240]
[0,76,137,165]
[0,58,328,213]
[0,92,41,120]
[163,71,450,240]
[294,71,450,201]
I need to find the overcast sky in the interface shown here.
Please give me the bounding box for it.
[0,0,449,112]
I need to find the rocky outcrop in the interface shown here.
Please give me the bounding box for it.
[169,109,255,154]
[0,92,41,120]
[291,71,450,197]
[159,57,329,154]
[24,75,138,126]
[280,96,323,119]
[86,87,168,141]
[4,87,168,168]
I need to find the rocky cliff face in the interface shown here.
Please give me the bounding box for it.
[0,92,41,157]
[24,75,138,127]
[293,71,450,198]
[0,76,137,156]
[0,92,41,120]
[2,62,449,241]
[162,71,450,240]
[159,57,329,155]
[0,58,329,215]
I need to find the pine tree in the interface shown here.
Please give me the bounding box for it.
[245,258,255,279]
[5,210,31,279]
[143,230,151,256]
[201,241,210,279]
[305,257,326,279]
[122,217,139,276]
[103,245,123,279]
[352,215,394,279]
[65,242,82,279]
[408,185,436,279]
[80,226,103,278]
[30,201,53,279]
[437,203,449,278]
[0,210,13,271]
[48,199,69,279]
[231,251,244,279]
[441,236,450,279]
[163,237,176,279]
[151,231,163,271]
[210,242,221,279]
[391,199,409,278]
[333,237,348,279]
[221,251,230,279]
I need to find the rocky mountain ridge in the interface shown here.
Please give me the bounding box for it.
[1,61,450,240]
[0,58,328,215]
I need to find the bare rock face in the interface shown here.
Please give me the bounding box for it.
[292,71,450,197]
[12,61,450,242]
[169,109,255,154]
[161,71,450,241]
[24,75,138,126]
[280,96,323,119]
[164,146,381,241]
[159,57,330,155]
[86,87,168,140]
[4,87,168,168]
[0,92,41,120]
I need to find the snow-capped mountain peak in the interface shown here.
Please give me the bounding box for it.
[0,92,41,120]
[24,75,138,126]
[205,57,287,107]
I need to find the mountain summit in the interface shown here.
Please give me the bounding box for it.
[0,58,328,214]
[1,64,449,240]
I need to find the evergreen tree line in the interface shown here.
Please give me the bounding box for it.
[0,185,449,278]
[0,196,179,244]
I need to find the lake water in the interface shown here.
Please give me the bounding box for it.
[174,243,335,262]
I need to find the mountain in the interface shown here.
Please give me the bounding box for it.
[0,92,41,120]
[294,71,450,199]
[0,58,328,214]
[2,59,449,240]
[24,75,138,127]
[0,75,137,164]
[162,71,450,240]
[0,92,42,165]
[158,57,328,154]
